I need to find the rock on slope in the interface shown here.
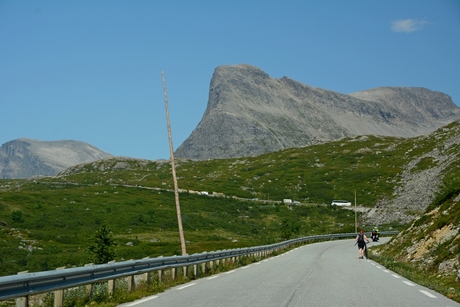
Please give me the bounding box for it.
[0,139,113,179]
[175,64,460,160]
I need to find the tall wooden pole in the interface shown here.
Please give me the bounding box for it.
[354,190,357,233]
[162,71,187,255]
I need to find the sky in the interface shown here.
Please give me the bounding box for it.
[1,1,459,160]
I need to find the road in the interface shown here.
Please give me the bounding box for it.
[119,238,459,307]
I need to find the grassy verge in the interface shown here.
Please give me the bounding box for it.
[370,253,459,303]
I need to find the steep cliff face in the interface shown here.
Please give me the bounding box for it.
[0,139,113,179]
[175,64,460,160]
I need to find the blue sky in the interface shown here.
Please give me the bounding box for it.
[1,1,459,160]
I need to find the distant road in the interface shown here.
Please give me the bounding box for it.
[119,238,459,307]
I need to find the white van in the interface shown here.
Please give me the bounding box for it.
[331,200,351,206]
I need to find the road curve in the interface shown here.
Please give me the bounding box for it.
[119,238,459,307]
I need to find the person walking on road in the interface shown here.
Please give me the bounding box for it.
[356,229,370,259]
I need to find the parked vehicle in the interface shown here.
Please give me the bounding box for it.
[330,200,351,206]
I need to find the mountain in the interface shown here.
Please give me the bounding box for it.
[175,64,460,160]
[0,139,113,179]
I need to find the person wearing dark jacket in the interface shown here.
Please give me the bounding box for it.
[356,229,370,259]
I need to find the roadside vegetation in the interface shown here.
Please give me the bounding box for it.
[371,148,460,303]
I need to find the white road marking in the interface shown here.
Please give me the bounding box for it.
[125,295,158,306]
[207,276,219,280]
[402,281,415,286]
[419,290,437,298]
[225,270,236,274]
[177,283,196,290]
[363,246,439,300]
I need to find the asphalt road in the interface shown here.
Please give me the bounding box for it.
[118,238,459,307]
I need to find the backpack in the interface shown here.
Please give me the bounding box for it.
[357,233,365,243]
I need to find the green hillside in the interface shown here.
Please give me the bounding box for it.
[0,176,358,276]
[1,121,459,287]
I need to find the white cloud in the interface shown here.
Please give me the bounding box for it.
[390,19,431,33]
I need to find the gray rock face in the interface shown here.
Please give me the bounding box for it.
[175,64,460,160]
[0,139,113,179]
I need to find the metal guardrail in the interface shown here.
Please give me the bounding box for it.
[0,231,398,302]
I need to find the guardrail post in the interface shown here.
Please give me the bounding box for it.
[158,269,165,282]
[15,271,29,307]
[53,267,66,307]
[141,272,148,283]
[107,261,116,296]
[193,264,199,277]
[209,260,214,271]
[84,263,94,297]
[127,275,135,292]
[142,257,149,283]
[171,267,177,280]
[183,266,189,278]
[201,262,206,275]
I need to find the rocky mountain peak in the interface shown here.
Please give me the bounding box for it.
[0,138,113,179]
[175,64,460,160]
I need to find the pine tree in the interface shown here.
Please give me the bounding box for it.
[87,223,117,264]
